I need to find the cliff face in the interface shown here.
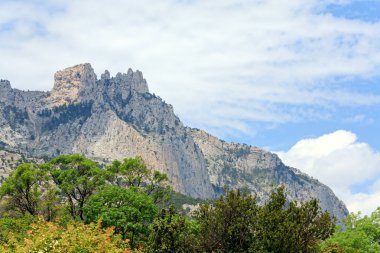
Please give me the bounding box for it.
[0,64,213,199]
[189,128,348,220]
[0,63,348,219]
[0,149,43,184]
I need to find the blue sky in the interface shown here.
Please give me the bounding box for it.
[324,0,380,22]
[0,0,379,214]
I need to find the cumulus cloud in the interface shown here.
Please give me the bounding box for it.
[277,130,380,215]
[0,0,379,137]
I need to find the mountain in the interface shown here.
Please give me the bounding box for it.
[190,129,348,220]
[0,149,43,184]
[0,63,348,220]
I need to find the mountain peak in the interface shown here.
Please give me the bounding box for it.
[125,68,149,94]
[0,79,11,90]
[0,80,12,103]
[49,63,96,107]
[49,64,149,107]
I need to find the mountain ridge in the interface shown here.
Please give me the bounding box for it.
[0,63,349,220]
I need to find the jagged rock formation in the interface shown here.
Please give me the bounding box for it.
[49,63,97,107]
[189,129,348,220]
[0,63,348,219]
[0,64,212,198]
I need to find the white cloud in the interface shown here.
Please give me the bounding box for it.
[0,0,379,135]
[277,130,380,215]
[344,114,374,124]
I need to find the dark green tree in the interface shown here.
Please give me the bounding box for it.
[253,187,335,253]
[195,189,258,253]
[84,185,157,248]
[286,199,335,252]
[147,206,200,253]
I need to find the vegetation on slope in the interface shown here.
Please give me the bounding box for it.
[0,154,377,252]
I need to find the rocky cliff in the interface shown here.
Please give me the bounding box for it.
[0,63,348,219]
[0,64,213,199]
[0,149,43,184]
[189,128,348,220]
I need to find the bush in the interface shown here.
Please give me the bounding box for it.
[0,218,136,253]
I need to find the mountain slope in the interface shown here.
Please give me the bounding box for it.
[0,64,213,198]
[0,63,348,219]
[189,128,348,220]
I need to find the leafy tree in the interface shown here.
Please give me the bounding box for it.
[286,199,335,252]
[48,154,106,220]
[106,156,149,187]
[253,187,335,253]
[147,206,200,253]
[84,185,157,248]
[195,187,335,253]
[318,208,380,253]
[0,163,46,216]
[195,189,258,253]
[145,170,171,204]
[252,186,289,252]
[40,184,61,222]
[106,156,171,204]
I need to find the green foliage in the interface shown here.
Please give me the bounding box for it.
[253,187,335,252]
[0,154,341,252]
[48,154,107,220]
[195,189,258,252]
[0,216,34,245]
[0,218,134,253]
[147,206,200,253]
[84,185,157,248]
[286,199,336,252]
[40,184,61,222]
[195,187,335,253]
[318,208,380,253]
[0,164,46,216]
[166,191,208,213]
[106,156,172,204]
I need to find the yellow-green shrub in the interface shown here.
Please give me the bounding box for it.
[0,218,141,253]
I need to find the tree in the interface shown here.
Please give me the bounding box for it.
[84,185,157,248]
[194,187,335,253]
[252,186,289,252]
[0,163,46,216]
[253,187,335,253]
[194,189,258,253]
[48,154,106,220]
[40,184,61,222]
[318,208,380,253]
[148,206,200,253]
[286,199,335,252]
[106,156,171,204]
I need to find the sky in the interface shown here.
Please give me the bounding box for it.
[0,0,379,214]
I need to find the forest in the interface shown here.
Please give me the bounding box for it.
[0,154,379,252]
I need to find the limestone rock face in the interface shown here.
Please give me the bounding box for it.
[49,63,97,107]
[0,150,43,184]
[0,63,213,199]
[0,63,348,219]
[189,128,349,221]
